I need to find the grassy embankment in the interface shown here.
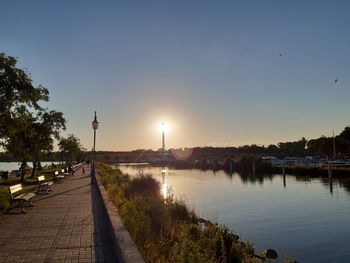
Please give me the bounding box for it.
[97,163,295,263]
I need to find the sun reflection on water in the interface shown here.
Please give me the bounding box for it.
[161,182,168,199]
[161,168,168,199]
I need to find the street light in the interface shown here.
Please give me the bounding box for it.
[91,111,99,184]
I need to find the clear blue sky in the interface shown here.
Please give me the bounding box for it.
[1,1,349,151]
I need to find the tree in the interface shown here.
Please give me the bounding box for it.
[3,109,66,180]
[278,137,307,156]
[307,136,333,156]
[0,53,48,140]
[0,53,66,181]
[294,137,308,156]
[28,110,66,177]
[266,144,280,155]
[337,126,350,155]
[58,134,85,164]
[2,110,34,181]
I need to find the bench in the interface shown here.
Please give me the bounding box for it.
[8,184,36,213]
[54,170,65,183]
[37,175,53,194]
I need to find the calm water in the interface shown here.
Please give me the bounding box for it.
[0,162,59,171]
[116,164,350,263]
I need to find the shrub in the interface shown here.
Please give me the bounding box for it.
[169,198,197,224]
[125,174,161,199]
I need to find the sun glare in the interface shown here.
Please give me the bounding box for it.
[160,122,170,133]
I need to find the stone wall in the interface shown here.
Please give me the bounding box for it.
[95,172,145,263]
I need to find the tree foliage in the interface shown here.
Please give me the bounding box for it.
[0,53,49,139]
[0,53,66,180]
[2,108,66,180]
[306,127,350,157]
[58,134,84,163]
[278,137,307,156]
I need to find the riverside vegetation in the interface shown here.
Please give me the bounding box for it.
[97,163,296,263]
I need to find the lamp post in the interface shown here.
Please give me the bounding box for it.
[91,111,99,184]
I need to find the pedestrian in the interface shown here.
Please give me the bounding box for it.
[82,167,85,175]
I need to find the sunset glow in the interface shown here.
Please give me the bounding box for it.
[1,2,350,262]
[1,1,349,152]
[160,122,170,133]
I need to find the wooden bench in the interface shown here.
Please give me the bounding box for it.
[37,175,53,194]
[54,171,65,183]
[8,184,36,213]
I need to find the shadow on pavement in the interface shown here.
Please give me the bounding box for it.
[91,180,119,262]
[34,184,90,202]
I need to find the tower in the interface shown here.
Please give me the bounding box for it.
[162,122,165,152]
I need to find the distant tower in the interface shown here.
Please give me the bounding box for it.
[333,131,336,159]
[162,122,165,152]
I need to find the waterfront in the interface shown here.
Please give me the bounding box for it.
[116,163,350,263]
[0,162,59,172]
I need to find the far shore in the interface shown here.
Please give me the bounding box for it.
[117,160,350,178]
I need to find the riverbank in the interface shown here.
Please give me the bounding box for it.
[97,162,296,263]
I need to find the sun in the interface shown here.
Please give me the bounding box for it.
[160,122,170,133]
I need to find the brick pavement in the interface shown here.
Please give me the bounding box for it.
[0,165,117,263]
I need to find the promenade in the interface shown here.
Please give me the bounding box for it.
[0,165,117,263]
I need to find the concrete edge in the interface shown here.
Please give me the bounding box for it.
[95,171,145,263]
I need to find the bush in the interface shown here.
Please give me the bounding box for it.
[169,199,197,224]
[125,174,161,199]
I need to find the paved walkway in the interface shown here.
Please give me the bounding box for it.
[0,165,117,263]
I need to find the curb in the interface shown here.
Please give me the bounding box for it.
[95,172,145,263]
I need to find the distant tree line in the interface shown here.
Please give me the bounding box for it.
[190,127,350,159]
[60,126,350,165]
[307,127,350,157]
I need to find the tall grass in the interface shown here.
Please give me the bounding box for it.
[97,163,258,263]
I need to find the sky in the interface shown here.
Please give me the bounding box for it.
[1,1,350,151]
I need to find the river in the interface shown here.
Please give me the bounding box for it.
[0,162,59,171]
[116,163,350,263]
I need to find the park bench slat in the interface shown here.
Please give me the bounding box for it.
[8,183,36,213]
[37,175,54,194]
[15,192,36,200]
